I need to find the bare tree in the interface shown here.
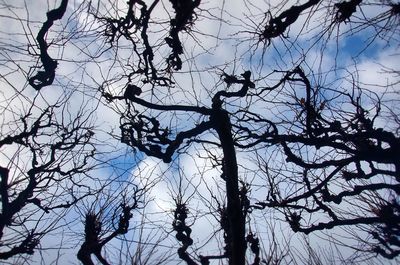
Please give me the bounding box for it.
[0,93,96,260]
[251,66,400,259]
[77,195,140,265]
[1,0,400,264]
[94,1,400,264]
[0,1,97,261]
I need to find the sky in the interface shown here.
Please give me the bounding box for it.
[0,0,399,264]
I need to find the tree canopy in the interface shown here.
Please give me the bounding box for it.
[0,0,399,264]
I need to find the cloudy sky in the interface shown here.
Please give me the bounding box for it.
[0,0,399,264]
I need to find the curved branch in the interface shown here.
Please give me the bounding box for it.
[28,0,69,90]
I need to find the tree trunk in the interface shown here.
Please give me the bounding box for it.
[212,108,246,265]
